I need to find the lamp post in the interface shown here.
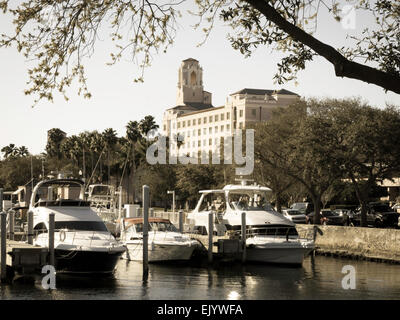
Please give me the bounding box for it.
[167,190,175,215]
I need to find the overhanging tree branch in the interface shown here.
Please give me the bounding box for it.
[245,0,400,94]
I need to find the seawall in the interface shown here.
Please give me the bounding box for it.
[296,224,400,263]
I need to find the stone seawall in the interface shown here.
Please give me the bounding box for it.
[296,224,400,263]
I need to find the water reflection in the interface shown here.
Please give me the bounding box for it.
[1,256,400,300]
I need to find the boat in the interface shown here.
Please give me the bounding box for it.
[29,176,125,274]
[120,217,198,262]
[187,179,314,265]
[87,184,121,236]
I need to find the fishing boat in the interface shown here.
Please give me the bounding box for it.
[29,176,125,274]
[120,217,198,262]
[187,179,314,265]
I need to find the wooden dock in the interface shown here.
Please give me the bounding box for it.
[2,240,48,281]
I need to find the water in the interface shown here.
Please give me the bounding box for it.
[1,255,400,300]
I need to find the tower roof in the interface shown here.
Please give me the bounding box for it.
[182,58,198,62]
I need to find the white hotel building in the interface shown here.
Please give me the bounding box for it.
[162,58,300,157]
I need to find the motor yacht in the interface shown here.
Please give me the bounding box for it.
[187,180,314,265]
[29,177,125,274]
[87,184,120,236]
[120,217,198,262]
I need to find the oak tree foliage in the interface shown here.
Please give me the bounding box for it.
[0,0,398,106]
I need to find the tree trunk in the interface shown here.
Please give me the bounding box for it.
[311,194,321,225]
[275,192,282,213]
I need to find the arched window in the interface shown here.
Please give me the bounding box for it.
[190,71,196,86]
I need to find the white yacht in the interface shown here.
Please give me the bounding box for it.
[187,180,314,265]
[87,184,120,236]
[30,177,125,274]
[120,217,198,262]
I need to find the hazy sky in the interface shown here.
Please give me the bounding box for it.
[1,1,399,155]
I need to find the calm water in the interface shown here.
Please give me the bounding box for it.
[1,255,400,300]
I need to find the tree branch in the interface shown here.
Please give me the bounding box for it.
[245,0,400,94]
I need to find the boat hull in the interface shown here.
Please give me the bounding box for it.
[246,243,314,265]
[54,249,123,274]
[123,242,197,262]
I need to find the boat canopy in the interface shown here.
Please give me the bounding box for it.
[222,185,271,192]
[199,189,224,194]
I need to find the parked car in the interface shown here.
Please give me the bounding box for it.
[333,208,355,226]
[306,209,345,225]
[392,203,400,214]
[290,202,314,215]
[282,209,307,224]
[353,202,398,228]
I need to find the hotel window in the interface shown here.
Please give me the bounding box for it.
[204,117,207,124]
[221,125,224,131]
[215,126,218,133]
[239,122,243,129]
[177,122,181,129]
[198,129,201,135]
[251,108,257,117]
[227,112,230,120]
[209,127,212,134]
[198,140,201,147]
[209,138,212,146]
[239,110,243,117]
[187,131,190,137]
[193,119,196,125]
[198,118,201,125]
[163,124,166,131]
[182,121,186,128]
[203,128,207,135]
[215,138,219,145]
[221,113,224,121]
[193,129,196,136]
[192,141,195,147]
[215,114,219,122]
[226,124,230,131]
[203,140,206,146]
[188,120,191,126]
[209,116,212,123]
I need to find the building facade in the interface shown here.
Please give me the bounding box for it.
[162,58,300,157]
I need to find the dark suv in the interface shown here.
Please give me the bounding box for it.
[353,202,399,228]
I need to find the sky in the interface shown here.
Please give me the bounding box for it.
[0,1,399,155]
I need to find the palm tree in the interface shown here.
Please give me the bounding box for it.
[1,144,17,159]
[102,128,118,184]
[126,121,141,203]
[139,115,159,137]
[17,146,30,157]
[46,128,66,159]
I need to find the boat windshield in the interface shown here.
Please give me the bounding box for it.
[228,192,274,212]
[134,221,178,233]
[55,221,108,232]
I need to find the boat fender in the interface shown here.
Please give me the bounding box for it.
[59,229,66,242]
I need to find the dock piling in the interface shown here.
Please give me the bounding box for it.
[142,185,149,280]
[27,210,34,245]
[241,212,246,263]
[9,211,14,241]
[208,212,213,264]
[49,213,55,266]
[179,210,183,232]
[0,188,3,212]
[1,212,6,283]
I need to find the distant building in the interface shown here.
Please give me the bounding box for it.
[162,58,300,157]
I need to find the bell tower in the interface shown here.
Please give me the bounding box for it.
[176,58,211,106]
